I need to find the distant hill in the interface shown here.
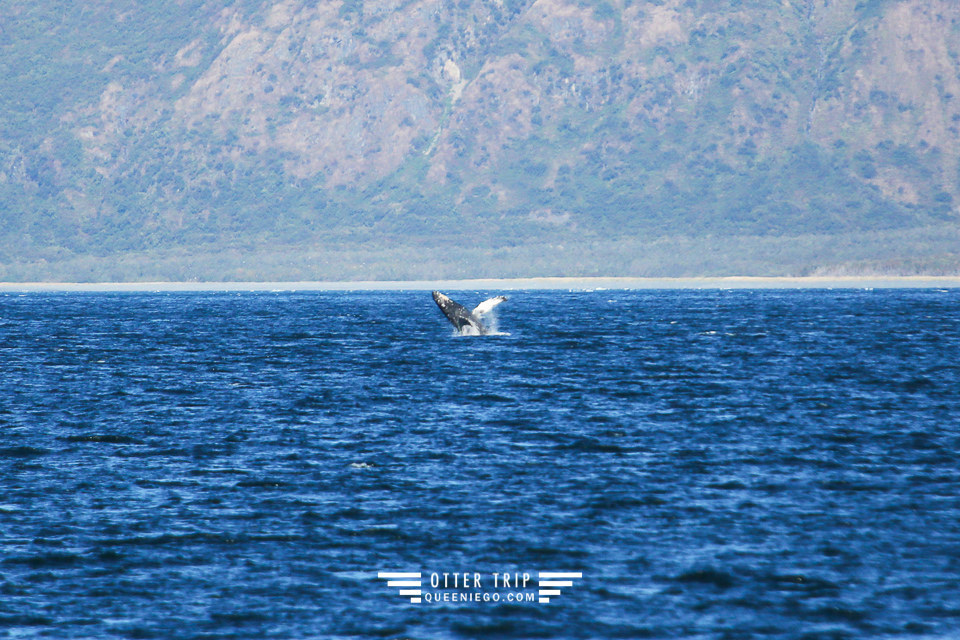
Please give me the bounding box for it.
[2,0,959,281]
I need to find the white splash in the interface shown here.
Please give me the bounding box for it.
[473,295,507,334]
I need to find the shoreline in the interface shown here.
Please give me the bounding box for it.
[2,276,960,292]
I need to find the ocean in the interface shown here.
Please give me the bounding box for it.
[1,288,959,639]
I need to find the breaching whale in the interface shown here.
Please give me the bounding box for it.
[432,291,507,335]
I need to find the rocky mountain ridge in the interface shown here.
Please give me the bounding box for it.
[2,0,959,280]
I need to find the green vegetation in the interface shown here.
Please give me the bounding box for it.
[1,0,958,280]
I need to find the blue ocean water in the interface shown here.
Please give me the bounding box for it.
[1,289,959,639]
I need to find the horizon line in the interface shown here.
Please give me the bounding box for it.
[2,275,960,292]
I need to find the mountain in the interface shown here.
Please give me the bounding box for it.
[2,0,959,281]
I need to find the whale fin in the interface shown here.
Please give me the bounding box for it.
[472,295,507,316]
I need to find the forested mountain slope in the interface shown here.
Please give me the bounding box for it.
[2,0,959,280]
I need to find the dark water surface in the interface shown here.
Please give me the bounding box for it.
[2,289,959,639]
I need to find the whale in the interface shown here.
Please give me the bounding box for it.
[432,291,507,335]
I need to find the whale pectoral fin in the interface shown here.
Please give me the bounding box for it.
[472,295,507,316]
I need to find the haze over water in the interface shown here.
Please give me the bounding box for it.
[2,289,959,638]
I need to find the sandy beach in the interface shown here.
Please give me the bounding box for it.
[2,276,960,292]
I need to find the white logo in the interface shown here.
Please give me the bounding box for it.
[376,572,423,603]
[377,569,582,606]
[537,571,583,603]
